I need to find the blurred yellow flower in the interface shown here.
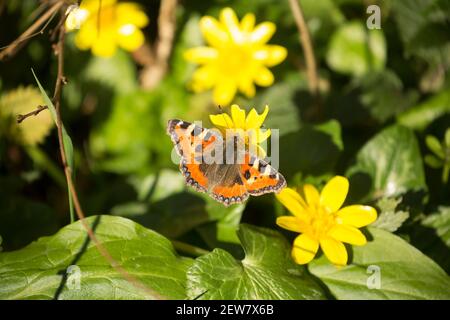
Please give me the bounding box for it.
[276,176,377,267]
[210,104,271,157]
[185,7,287,106]
[66,0,149,57]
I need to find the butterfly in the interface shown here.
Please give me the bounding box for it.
[167,119,286,206]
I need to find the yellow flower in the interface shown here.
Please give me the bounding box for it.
[210,104,271,157]
[276,176,377,267]
[185,7,287,106]
[66,0,149,57]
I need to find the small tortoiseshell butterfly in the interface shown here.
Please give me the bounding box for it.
[167,119,286,206]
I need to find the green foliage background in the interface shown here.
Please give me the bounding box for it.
[0,0,449,300]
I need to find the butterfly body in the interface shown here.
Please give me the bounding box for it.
[167,119,286,206]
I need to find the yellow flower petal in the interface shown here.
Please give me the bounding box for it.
[320,237,348,266]
[80,0,116,12]
[190,65,217,92]
[254,128,271,143]
[117,25,144,51]
[209,113,234,129]
[254,45,287,67]
[320,175,349,213]
[254,67,274,87]
[213,80,237,106]
[276,188,308,219]
[238,77,256,98]
[292,234,319,264]
[117,3,149,27]
[231,104,246,129]
[245,105,269,129]
[303,184,320,208]
[74,25,96,50]
[220,7,243,43]
[184,47,219,64]
[240,13,255,33]
[336,205,377,228]
[91,33,117,57]
[250,22,276,44]
[328,224,367,246]
[276,216,308,233]
[200,16,229,47]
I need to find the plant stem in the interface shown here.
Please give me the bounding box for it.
[288,0,319,95]
[171,240,210,257]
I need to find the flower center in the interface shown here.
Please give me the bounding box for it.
[307,206,336,239]
[218,44,253,76]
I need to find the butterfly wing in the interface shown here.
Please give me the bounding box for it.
[167,119,285,206]
[240,153,286,195]
[167,119,222,194]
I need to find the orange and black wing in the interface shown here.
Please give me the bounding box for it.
[240,154,286,196]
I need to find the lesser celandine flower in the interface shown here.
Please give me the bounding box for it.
[210,104,271,157]
[276,176,377,267]
[185,7,287,106]
[65,0,149,57]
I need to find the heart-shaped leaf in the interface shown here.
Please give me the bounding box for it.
[186,224,326,300]
[309,227,450,300]
[0,215,192,300]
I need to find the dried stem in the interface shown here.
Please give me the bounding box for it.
[17,105,48,123]
[0,0,63,60]
[139,0,178,89]
[14,4,164,299]
[288,0,319,95]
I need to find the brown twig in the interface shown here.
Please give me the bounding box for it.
[48,6,164,300]
[0,0,63,60]
[288,0,319,95]
[139,0,178,89]
[17,105,48,123]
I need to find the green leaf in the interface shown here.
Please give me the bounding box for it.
[358,70,418,122]
[90,90,171,174]
[83,50,138,94]
[315,119,344,151]
[0,215,193,299]
[422,206,450,247]
[397,88,450,130]
[425,154,444,168]
[255,73,305,137]
[279,121,343,179]
[445,128,450,147]
[32,69,75,223]
[372,197,409,232]
[347,125,426,201]
[309,227,450,299]
[426,135,445,158]
[113,170,244,242]
[326,21,386,76]
[391,0,450,66]
[186,224,326,300]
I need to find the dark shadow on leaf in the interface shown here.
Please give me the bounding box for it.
[53,215,102,300]
[131,192,210,239]
[404,223,450,274]
[279,126,341,180]
[347,172,372,203]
